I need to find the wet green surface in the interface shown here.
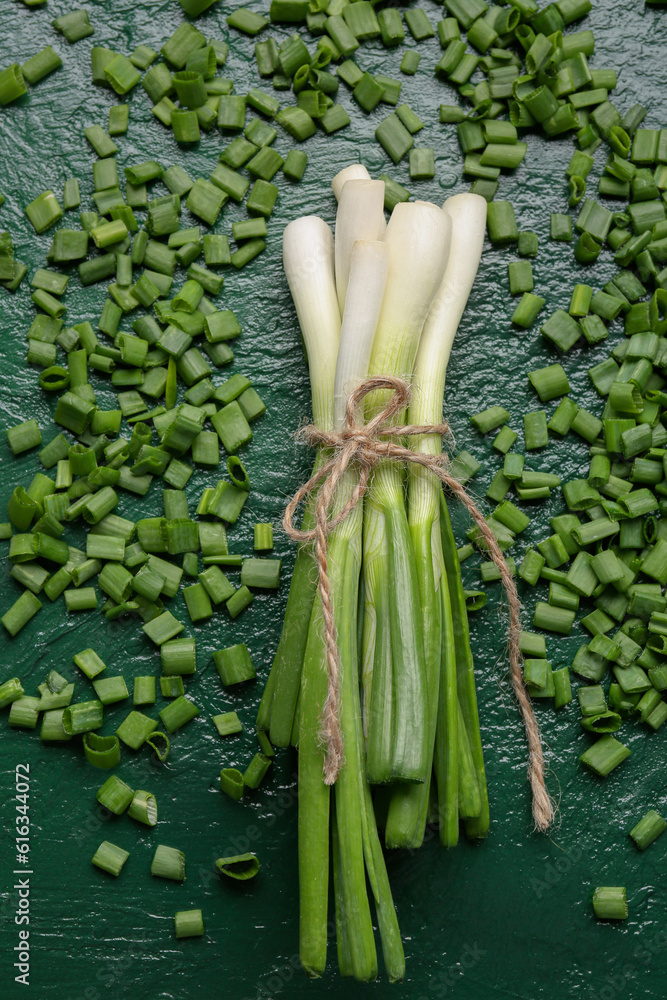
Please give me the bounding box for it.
[1,2,667,999]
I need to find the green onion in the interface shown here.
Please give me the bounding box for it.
[174,909,204,939]
[512,292,545,328]
[160,674,185,698]
[541,309,581,352]
[128,790,158,826]
[9,697,40,729]
[226,585,253,618]
[592,886,628,920]
[6,419,42,456]
[96,775,134,815]
[151,844,185,881]
[580,735,630,776]
[41,709,71,742]
[507,260,533,295]
[145,730,170,762]
[2,591,42,635]
[213,712,243,737]
[220,767,245,800]
[528,364,570,402]
[550,213,573,242]
[116,710,158,750]
[553,668,573,708]
[486,200,518,244]
[375,112,414,164]
[533,601,576,635]
[627,808,664,851]
[142,610,184,645]
[523,411,549,449]
[241,558,281,589]
[159,695,199,733]
[0,677,24,708]
[0,63,28,104]
[243,752,272,789]
[182,582,211,622]
[227,8,268,35]
[132,676,155,706]
[470,406,510,434]
[92,841,129,877]
[63,699,103,735]
[213,644,256,685]
[215,853,259,880]
[72,648,106,680]
[83,732,122,768]
[22,45,62,85]
[26,190,63,234]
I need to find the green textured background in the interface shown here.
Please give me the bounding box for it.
[2,2,667,999]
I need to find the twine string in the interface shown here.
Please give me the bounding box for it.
[283,374,553,832]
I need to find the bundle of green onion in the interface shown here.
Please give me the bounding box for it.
[257,166,488,980]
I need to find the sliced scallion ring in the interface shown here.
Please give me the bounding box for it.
[38,365,70,392]
[83,732,121,769]
[215,853,259,881]
[145,730,170,762]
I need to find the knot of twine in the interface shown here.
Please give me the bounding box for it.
[283,375,553,832]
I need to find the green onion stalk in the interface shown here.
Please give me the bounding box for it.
[257,216,340,747]
[327,235,405,981]
[403,193,489,847]
[362,202,452,789]
[272,215,341,979]
[280,201,404,979]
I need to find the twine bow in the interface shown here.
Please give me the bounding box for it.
[284,375,553,832]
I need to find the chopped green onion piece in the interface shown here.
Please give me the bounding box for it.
[580,735,630,776]
[528,364,570,402]
[533,602,576,634]
[0,677,24,708]
[159,695,199,733]
[213,644,256,685]
[62,699,103,735]
[160,674,185,699]
[213,712,243,737]
[215,853,259,880]
[9,697,40,729]
[73,648,106,679]
[2,591,42,635]
[243,752,272,789]
[375,112,414,164]
[592,886,628,921]
[92,841,129,877]
[553,667,573,708]
[116,710,158,750]
[174,909,204,939]
[93,676,129,705]
[41,709,72,742]
[227,8,268,34]
[220,767,245,800]
[523,411,548,449]
[96,774,134,815]
[142,611,184,645]
[486,201,518,245]
[133,676,156,706]
[629,810,666,850]
[128,789,158,826]
[184,582,213,622]
[6,419,42,456]
[151,844,185,881]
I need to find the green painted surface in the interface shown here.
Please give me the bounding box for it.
[1,3,667,999]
